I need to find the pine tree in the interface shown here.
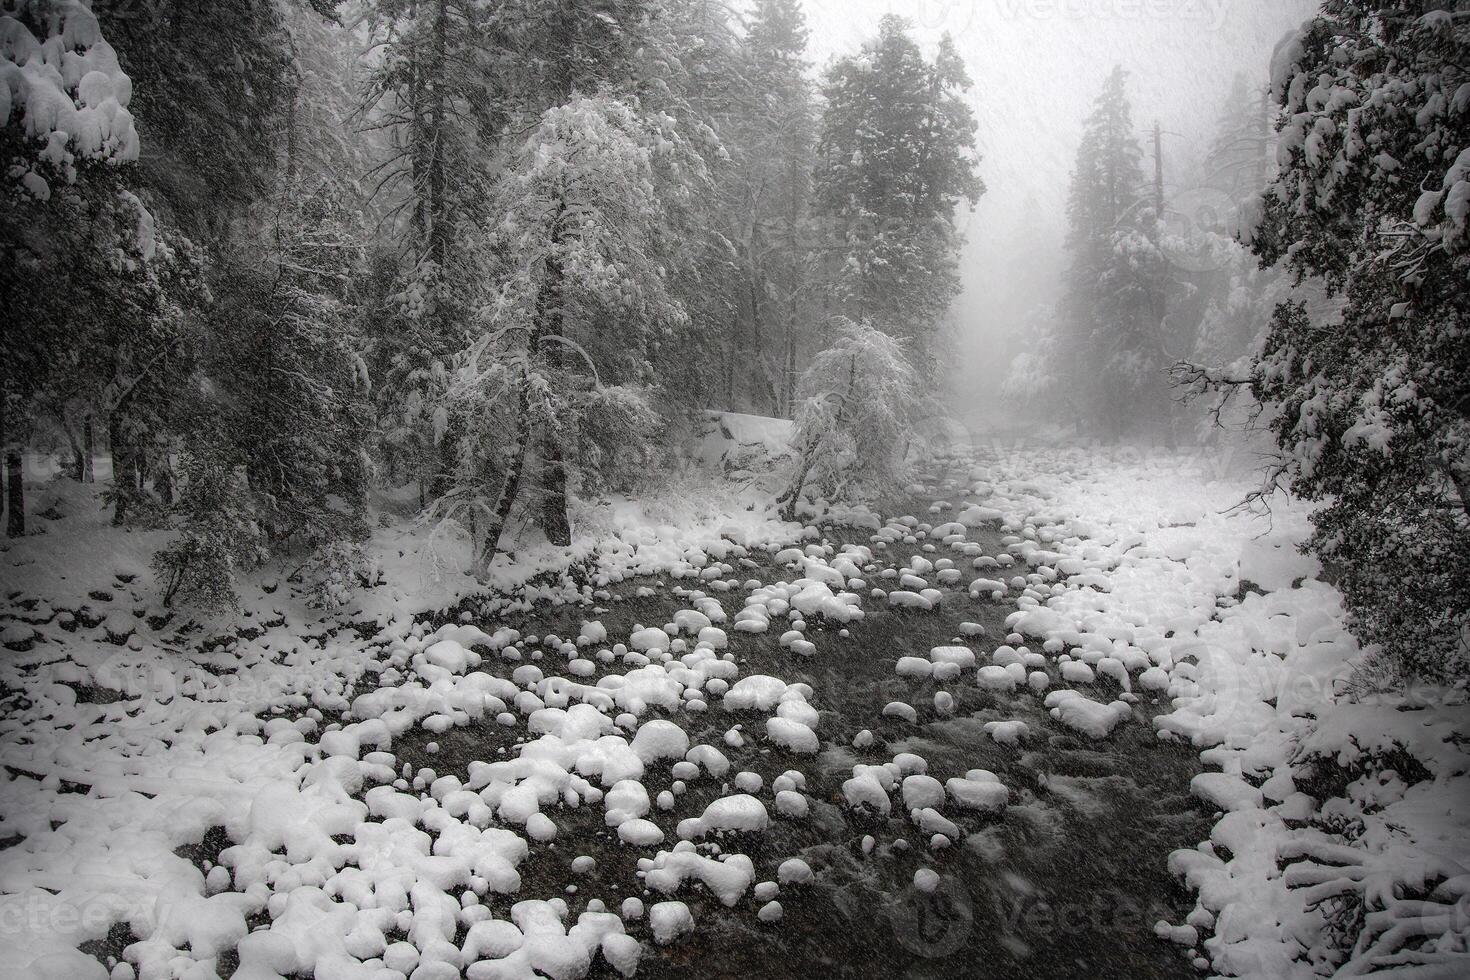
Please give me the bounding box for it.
[1229,1,1470,681]
[151,176,370,611]
[358,0,506,502]
[0,0,190,536]
[716,0,817,414]
[1204,72,1272,204]
[95,0,323,527]
[1059,65,1168,438]
[813,16,981,360]
[1179,76,1285,385]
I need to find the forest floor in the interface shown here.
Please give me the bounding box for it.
[0,441,1466,980]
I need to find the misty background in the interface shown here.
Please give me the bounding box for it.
[802,0,1316,415]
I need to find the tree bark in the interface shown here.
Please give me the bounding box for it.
[477,420,529,575]
[778,443,818,523]
[478,361,535,574]
[83,414,95,483]
[156,449,175,506]
[538,255,572,548]
[747,215,766,413]
[783,281,800,417]
[5,449,22,537]
[539,422,572,546]
[110,412,136,525]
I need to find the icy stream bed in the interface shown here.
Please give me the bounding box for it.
[381,491,1210,978]
[7,452,1464,980]
[0,463,1217,980]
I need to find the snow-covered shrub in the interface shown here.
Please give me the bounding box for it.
[571,384,664,496]
[153,454,267,613]
[778,318,920,519]
[301,540,378,613]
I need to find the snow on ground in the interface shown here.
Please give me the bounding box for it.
[366,465,808,623]
[0,468,819,979]
[1,437,1465,979]
[968,443,1470,978]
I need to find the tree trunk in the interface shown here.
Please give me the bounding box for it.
[539,427,572,546]
[431,414,458,500]
[1150,120,1176,450]
[137,445,152,492]
[156,449,175,506]
[83,414,95,483]
[747,220,766,413]
[783,291,799,417]
[478,399,531,574]
[778,443,819,523]
[110,412,136,525]
[538,256,571,548]
[5,449,22,537]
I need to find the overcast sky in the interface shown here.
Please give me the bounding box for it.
[797,0,1316,401]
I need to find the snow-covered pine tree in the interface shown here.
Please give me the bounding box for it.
[92,0,326,529]
[713,0,818,415]
[778,318,921,520]
[358,0,505,502]
[1059,65,1169,439]
[1233,1,1470,680]
[1169,75,1299,442]
[638,1,745,417]
[813,16,981,364]
[0,0,197,536]
[154,176,371,612]
[1205,72,1273,205]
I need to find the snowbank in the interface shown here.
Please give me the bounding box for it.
[969,444,1470,978]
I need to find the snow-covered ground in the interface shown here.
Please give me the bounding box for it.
[1,439,1465,979]
[972,443,1470,978]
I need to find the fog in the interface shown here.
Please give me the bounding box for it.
[801,0,1316,419]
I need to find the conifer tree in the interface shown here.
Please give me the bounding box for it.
[1198,2,1470,679]
[1059,65,1168,437]
[721,0,817,414]
[813,16,981,361]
